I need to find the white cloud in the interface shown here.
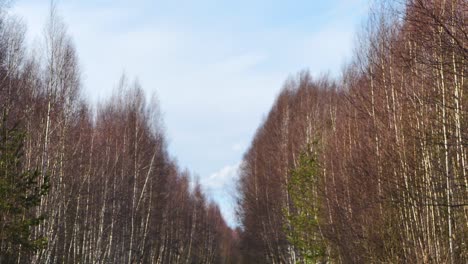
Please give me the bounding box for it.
[202,163,241,227]
[202,163,240,190]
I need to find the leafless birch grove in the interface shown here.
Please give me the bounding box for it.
[237,0,467,263]
[0,3,237,264]
[0,0,466,263]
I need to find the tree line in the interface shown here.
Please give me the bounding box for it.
[237,0,467,263]
[0,3,238,264]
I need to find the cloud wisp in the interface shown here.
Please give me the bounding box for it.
[202,163,241,228]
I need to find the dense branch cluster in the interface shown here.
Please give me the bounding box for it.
[0,5,237,264]
[237,0,467,263]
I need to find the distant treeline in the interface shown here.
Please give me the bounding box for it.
[0,3,237,264]
[237,0,467,263]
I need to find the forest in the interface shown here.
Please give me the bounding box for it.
[237,0,467,263]
[0,0,466,263]
[0,2,237,264]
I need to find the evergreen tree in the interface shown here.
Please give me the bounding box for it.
[0,115,49,262]
[286,143,327,263]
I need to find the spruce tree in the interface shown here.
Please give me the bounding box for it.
[0,115,49,262]
[286,143,327,263]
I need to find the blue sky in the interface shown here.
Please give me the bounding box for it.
[12,0,369,228]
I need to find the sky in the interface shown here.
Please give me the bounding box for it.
[12,0,369,228]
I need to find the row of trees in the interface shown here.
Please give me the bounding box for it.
[0,3,237,264]
[237,0,467,263]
